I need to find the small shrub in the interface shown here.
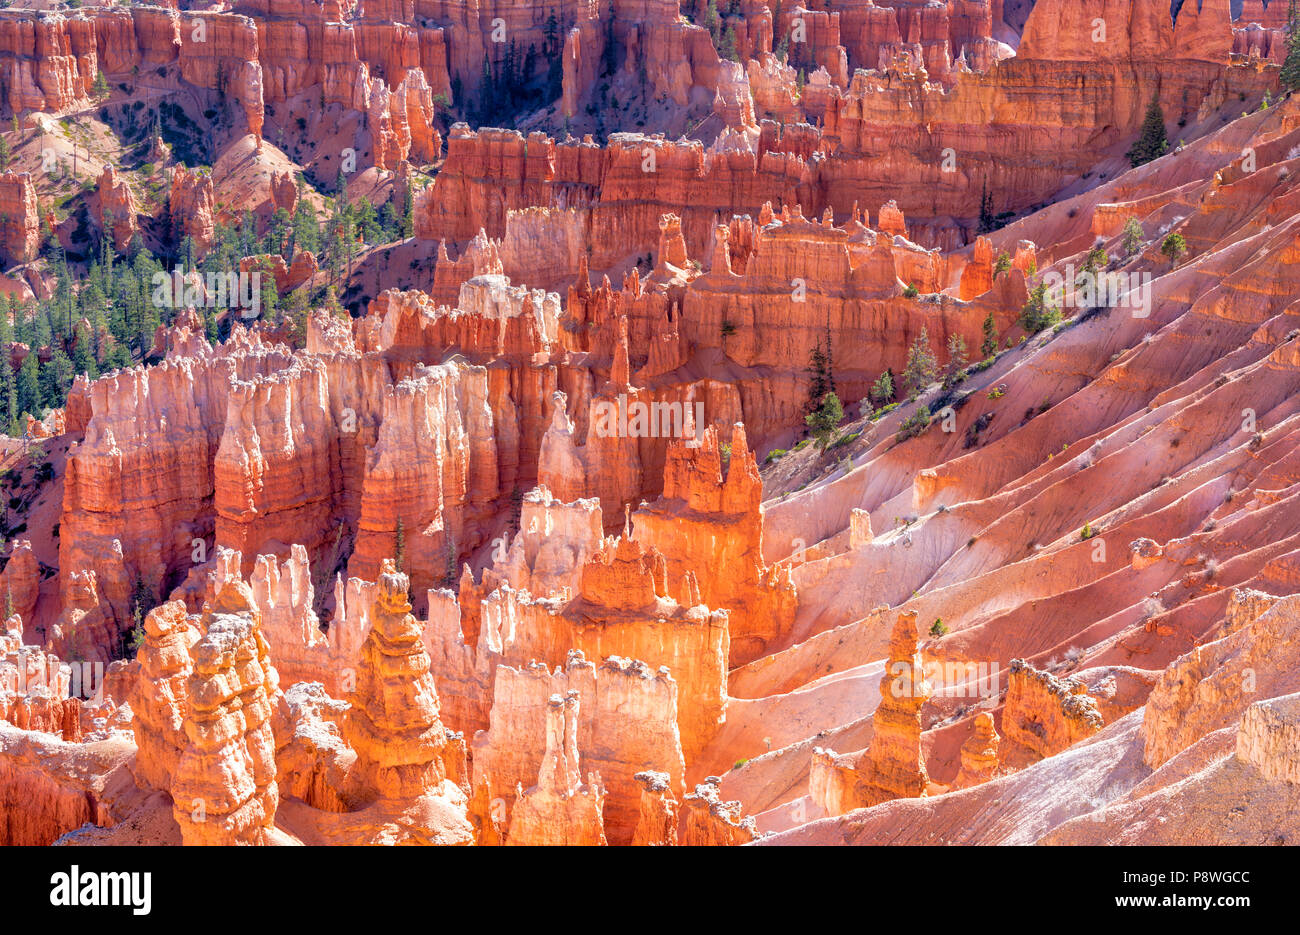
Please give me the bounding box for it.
[896,404,932,441]
[929,618,949,637]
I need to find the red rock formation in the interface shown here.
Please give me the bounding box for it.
[633,424,796,664]
[680,776,760,845]
[470,650,685,846]
[0,624,80,741]
[503,690,607,846]
[428,534,728,766]
[272,681,352,814]
[0,540,39,631]
[342,563,451,802]
[857,611,932,806]
[951,711,1000,789]
[1143,593,1300,770]
[1001,658,1104,766]
[169,167,217,256]
[0,172,39,266]
[93,165,137,254]
[171,581,281,845]
[129,600,196,793]
[631,769,678,845]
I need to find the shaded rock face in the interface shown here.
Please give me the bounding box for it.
[171,582,281,845]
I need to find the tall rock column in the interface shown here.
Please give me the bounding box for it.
[0,172,39,265]
[858,611,931,806]
[505,690,606,846]
[343,562,450,801]
[171,582,281,845]
[130,601,196,793]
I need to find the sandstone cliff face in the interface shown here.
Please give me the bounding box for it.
[681,776,760,845]
[272,681,352,814]
[952,711,1000,790]
[170,167,216,256]
[0,540,39,632]
[633,424,796,665]
[631,769,678,846]
[0,622,79,741]
[93,164,137,254]
[428,532,728,766]
[470,649,684,846]
[493,485,603,600]
[1235,692,1300,785]
[171,581,281,845]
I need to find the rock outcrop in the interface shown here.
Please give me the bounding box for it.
[342,562,450,802]
[857,611,932,806]
[503,690,606,846]
[1002,659,1104,766]
[130,600,196,793]
[0,172,39,266]
[171,581,281,845]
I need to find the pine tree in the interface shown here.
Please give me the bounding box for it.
[1161,231,1188,266]
[720,25,739,62]
[902,327,938,398]
[1283,0,1300,92]
[394,516,406,572]
[871,369,894,404]
[805,339,832,412]
[0,356,15,435]
[1019,282,1060,334]
[1121,217,1144,258]
[805,392,843,449]
[977,178,996,234]
[943,333,968,389]
[980,310,998,358]
[1127,95,1169,168]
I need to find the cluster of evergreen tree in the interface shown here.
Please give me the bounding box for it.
[1,173,411,436]
[699,0,741,63]
[476,38,546,127]
[0,236,164,434]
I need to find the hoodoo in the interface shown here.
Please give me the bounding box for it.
[0,0,1297,860]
